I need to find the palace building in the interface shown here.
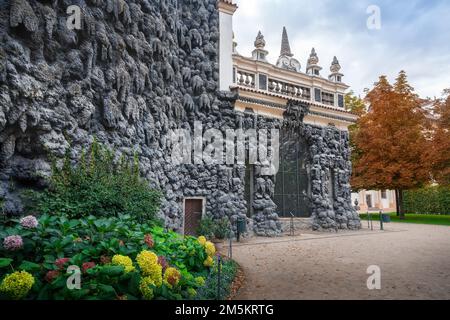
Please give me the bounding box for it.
[217,0,360,232]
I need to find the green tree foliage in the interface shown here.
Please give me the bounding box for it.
[404,186,450,215]
[28,140,161,221]
[345,91,367,166]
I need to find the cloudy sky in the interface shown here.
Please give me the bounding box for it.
[233,0,450,99]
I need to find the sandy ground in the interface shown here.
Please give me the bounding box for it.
[230,222,450,300]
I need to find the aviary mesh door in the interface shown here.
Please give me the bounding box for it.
[274,130,311,217]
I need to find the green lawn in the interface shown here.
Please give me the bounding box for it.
[360,212,450,226]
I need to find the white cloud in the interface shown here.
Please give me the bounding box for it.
[233,0,450,98]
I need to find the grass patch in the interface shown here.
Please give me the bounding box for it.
[196,258,238,300]
[360,212,450,226]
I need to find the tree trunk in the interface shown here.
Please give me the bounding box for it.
[395,189,400,216]
[398,189,405,220]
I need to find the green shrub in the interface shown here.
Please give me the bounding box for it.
[26,140,161,221]
[214,217,231,240]
[197,216,215,239]
[197,216,231,240]
[0,214,221,300]
[196,259,238,300]
[404,186,450,215]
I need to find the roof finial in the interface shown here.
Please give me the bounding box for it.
[306,48,322,76]
[252,31,268,62]
[328,56,344,83]
[330,56,341,73]
[280,27,293,57]
[254,31,266,49]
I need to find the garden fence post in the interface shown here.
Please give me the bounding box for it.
[228,226,233,259]
[216,255,222,300]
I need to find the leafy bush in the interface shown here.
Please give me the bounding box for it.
[196,259,238,300]
[27,140,161,221]
[0,214,223,300]
[197,216,231,240]
[404,186,450,215]
[197,216,215,239]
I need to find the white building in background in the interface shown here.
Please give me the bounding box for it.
[351,190,397,213]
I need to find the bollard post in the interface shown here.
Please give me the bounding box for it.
[367,211,370,229]
[379,210,384,230]
[289,212,295,236]
[216,255,222,300]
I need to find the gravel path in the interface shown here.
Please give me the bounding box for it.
[231,222,450,300]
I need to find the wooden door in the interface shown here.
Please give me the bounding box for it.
[184,199,203,236]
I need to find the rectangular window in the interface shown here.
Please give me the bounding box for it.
[258,74,268,90]
[322,92,335,106]
[381,190,387,199]
[314,88,321,102]
[338,94,344,108]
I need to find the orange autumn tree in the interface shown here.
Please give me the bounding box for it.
[428,89,450,185]
[351,71,430,218]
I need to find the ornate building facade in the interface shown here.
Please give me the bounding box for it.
[221,1,361,232]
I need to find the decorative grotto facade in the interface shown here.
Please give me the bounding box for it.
[0,0,361,237]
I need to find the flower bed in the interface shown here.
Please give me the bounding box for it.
[0,214,223,300]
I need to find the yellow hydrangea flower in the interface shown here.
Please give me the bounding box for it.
[195,276,205,287]
[203,256,214,267]
[197,236,207,246]
[0,271,35,300]
[139,276,155,300]
[205,241,216,256]
[112,255,135,273]
[163,267,181,288]
[136,250,162,287]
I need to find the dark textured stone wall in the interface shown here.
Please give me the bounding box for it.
[0,0,224,225]
[282,102,361,230]
[0,0,359,234]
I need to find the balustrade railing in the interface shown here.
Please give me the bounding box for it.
[234,69,343,108]
[267,78,311,100]
[236,70,255,88]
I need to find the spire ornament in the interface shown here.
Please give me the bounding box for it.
[276,27,300,72]
[280,26,293,57]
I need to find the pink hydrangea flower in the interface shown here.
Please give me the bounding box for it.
[45,270,60,283]
[144,234,154,248]
[20,215,39,229]
[158,256,168,272]
[82,262,96,273]
[3,235,23,251]
[55,258,70,270]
